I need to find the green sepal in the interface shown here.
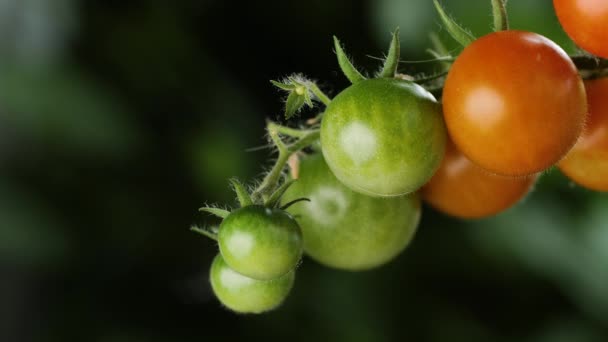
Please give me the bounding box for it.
[491,0,509,32]
[190,224,218,241]
[378,28,401,78]
[333,36,366,84]
[271,76,317,119]
[280,198,310,211]
[433,0,475,47]
[229,178,253,207]
[285,91,307,119]
[199,206,230,219]
[270,80,296,91]
[265,179,297,208]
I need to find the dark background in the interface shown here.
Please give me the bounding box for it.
[1,0,607,341]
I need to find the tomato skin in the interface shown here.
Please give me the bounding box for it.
[442,30,587,177]
[209,254,294,314]
[320,78,446,197]
[218,205,302,280]
[559,78,608,191]
[282,153,420,271]
[554,0,608,58]
[421,139,537,219]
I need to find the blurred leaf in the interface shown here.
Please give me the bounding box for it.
[0,64,140,157]
[0,182,71,266]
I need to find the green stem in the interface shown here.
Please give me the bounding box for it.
[252,124,320,202]
[308,83,332,106]
[267,121,316,138]
[491,0,509,31]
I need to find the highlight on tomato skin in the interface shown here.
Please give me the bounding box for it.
[421,139,538,219]
[320,77,446,198]
[558,77,608,191]
[442,30,587,177]
[209,254,295,314]
[553,0,608,59]
[282,153,421,271]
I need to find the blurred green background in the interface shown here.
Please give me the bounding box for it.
[1,0,607,341]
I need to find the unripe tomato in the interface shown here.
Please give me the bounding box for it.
[282,153,420,271]
[218,205,302,280]
[559,77,608,191]
[421,139,537,219]
[443,30,587,177]
[554,0,608,58]
[209,254,294,314]
[321,78,446,197]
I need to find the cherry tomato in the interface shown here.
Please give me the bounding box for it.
[554,0,608,58]
[559,77,608,191]
[421,139,537,219]
[209,254,294,314]
[218,205,302,280]
[442,30,587,177]
[282,153,420,270]
[320,78,446,197]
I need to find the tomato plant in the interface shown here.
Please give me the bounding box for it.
[559,77,608,191]
[321,78,446,197]
[218,205,303,280]
[191,0,608,314]
[282,153,420,270]
[554,0,608,59]
[209,254,295,314]
[421,139,537,219]
[442,30,587,177]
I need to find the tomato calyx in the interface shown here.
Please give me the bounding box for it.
[270,75,331,119]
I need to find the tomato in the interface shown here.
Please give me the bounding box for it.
[421,139,537,219]
[282,153,420,270]
[559,77,608,191]
[209,254,294,314]
[442,30,587,177]
[554,0,608,58]
[320,78,446,197]
[218,205,302,280]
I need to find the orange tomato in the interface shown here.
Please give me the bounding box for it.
[559,77,608,191]
[554,0,608,58]
[443,30,587,177]
[421,140,537,219]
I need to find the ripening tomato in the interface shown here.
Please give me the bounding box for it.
[321,78,446,197]
[559,77,608,191]
[443,30,587,177]
[209,254,294,314]
[218,206,302,280]
[554,0,608,58]
[282,153,420,270]
[421,139,538,219]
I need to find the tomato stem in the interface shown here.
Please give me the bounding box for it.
[308,82,332,106]
[491,0,509,32]
[252,123,320,202]
[190,225,218,241]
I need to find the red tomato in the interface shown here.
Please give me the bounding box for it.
[559,77,608,191]
[421,139,537,219]
[443,30,587,177]
[554,0,608,58]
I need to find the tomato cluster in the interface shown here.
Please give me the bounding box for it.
[208,206,302,314]
[195,0,608,314]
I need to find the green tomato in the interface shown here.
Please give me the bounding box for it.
[218,205,303,280]
[283,153,421,271]
[209,254,294,314]
[320,78,446,197]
